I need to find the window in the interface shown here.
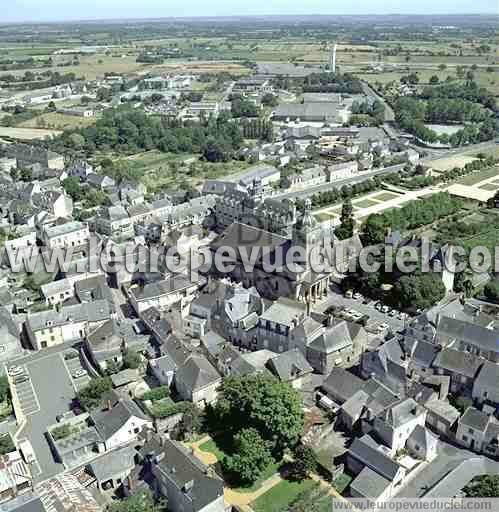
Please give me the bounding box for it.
[415,444,420,451]
[468,428,474,435]
[463,435,468,442]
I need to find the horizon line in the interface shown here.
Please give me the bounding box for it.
[2,12,498,25]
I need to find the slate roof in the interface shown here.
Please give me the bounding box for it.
[260,297,306,327]
[129,274,196,301]
[424,400,460,425]
[382,398,420,428]
[175,355,221,393]
[266,348,313,381]
[459,407,490,432]
[88,445,136,482]
[90,393,150,441]
[474,360,499,391]
[408,425,438,454]
[436,315,499,352]
[432,348,483,378]
[349,435,402,480]
[140,435,224,512]
[322,368,365,404]
[309,321,352,354]
[410,340,440,368]
[350,466,391,500]
[28,299,110,331]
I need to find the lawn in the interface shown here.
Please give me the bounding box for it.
[19,112,97,130]
[198,436,284,493]
[332,473,353,494]
[371,192,400,202]
[457,167,499,186]
[315,212,335,222]
[479,183,499,191]
[353,198,380,208]
[251,478,316,512]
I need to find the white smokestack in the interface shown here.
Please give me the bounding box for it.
[332,44,337,73]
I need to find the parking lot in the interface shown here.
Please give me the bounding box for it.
[12,371,40,416]
[316,291,408,335]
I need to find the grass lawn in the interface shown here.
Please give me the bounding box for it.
[457,167,499,186]
[231,460,284,493]
[198,438,227,462]
[251,478,316,512]
[371,191,400,201]
[315,212,335,222]
[19,112,97,130]
[353,198,380,208]
[478,183,499,191]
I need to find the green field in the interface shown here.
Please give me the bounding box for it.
[353,198,380,208]
[19,112,97,130]
[251,478,316,512]
[371,191,401,201]
[457,167,499,186]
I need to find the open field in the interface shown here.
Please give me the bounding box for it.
[457,167,499,186]
[251,478,316,512]
[18,112,97,130]
[0,126,61,140]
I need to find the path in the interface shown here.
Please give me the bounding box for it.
[185,435,218,465]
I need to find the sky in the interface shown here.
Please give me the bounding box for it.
[6,0,498,23]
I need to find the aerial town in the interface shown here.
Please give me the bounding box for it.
[0,9,498,512]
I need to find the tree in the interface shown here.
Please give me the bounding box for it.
[261,93,279,107]
[484,279,499,303]
[290,444,318,480]
[335,199,355,240]
[429,75,439,85]
[223,428,273,485]
[62,176,84,201]
[464,475,499,497]
[77,377,112,410]
[392,273,446,310]
[108,490,166,512]
[214,375,304,457]
[0,376,9,403]
[47,101,56,112]
[0,434,14,456]
[123,350,141,370]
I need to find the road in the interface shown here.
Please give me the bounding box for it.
[273,140,498,200]
[362,82,395,122]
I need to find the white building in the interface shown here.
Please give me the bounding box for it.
[42,221,90,250]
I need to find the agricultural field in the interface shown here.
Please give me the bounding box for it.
[0,126,61,140]
[18,112,97,130]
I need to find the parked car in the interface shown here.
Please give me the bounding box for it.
[8,366,24,377]
[344,290,353,299]
[18,439,36,464]
[381,305,390,313]
[389,309,398,317]
[353,292,362,300]
[13,375,30,385]
[72,369,88,379]
[64,349,80,360]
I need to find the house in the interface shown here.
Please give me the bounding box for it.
[68,160,94,180]
[373,398,427,456]
[273,103,351,124]
[174,355,221,408]
[85,319,148,373]
[149,355,176,387]
[26,299,111,350]
[347,434,406,501]
[128,274,201,315]
[236,164,281,189]
[432,348,483,395]
[361,338,408,396]
[137,434,224,512]
[424,399,460,438]
[456,407,498,453]
[40,278,74,306]
[406,424,438,461]
[436,315,499,363]
[87,173,116,190]
[87,445,136,491]
[473,361,499,406]
[321,368,365,405]
[94,205,134,241]
[89,391,152,451]
[282,165,326,191]
[306,320,355,374]
[266,348,313,388]
[42,221,90,250]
